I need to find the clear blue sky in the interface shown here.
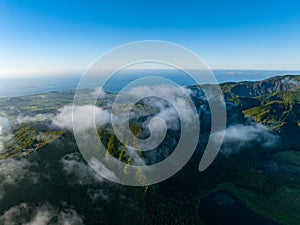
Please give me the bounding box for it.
[1,0,300,76]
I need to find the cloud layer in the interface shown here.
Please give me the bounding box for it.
[128,85,195,131]
[61,152,120,185]
[52,105,110,132]
[0,203,84,225]
[16,113,54,124]
[60,153,104,185]
[0,158,39,200]
[281,77,300,86]
[212,123,279,156]
[0,116,11,153]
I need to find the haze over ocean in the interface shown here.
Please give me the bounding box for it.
[1,70,299,98]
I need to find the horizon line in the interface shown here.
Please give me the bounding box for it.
[1,68,300,77]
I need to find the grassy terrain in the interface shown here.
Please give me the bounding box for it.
[1,75,300,225]
[201,150,300,225]
[243,91,300,130]
[209,182,300,225]
[0,125,65,159]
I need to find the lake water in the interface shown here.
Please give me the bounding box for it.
[0,70,299,98]
[199,190,281,225]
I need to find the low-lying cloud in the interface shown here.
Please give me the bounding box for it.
[61,153,119,184]
[0,116,11,153]
[60,153,104,185]
[0,203,84,225]
[0,158,39,200]
[89,158,119,182]
[0,116,10,134]
[212,123,279,156]
[128,85,193,98]
[128,85,195,131]
[90,87,107,98]
[16,113,54,124]
[87,188,109,201]
[281,77,300,86]
[52,85,196,135]
[52,105,110,132]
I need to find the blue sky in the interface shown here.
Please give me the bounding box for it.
[0,0,300,75]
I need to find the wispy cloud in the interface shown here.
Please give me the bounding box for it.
[128,85,195,131]
[52,105,110,132]
[0,158,39,200]
[0,203,84,225]
[281,77,300,86]
[60,153,104,185]
[0,116,12,153]
[212,123,279,156]
[90,87,107,98]
[16,114,54,124]
[87,188,110,201]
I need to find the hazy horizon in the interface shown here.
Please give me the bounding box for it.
[1,1,300,224]
[1,68,300,78]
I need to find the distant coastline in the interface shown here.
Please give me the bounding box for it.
[0,70,299,98]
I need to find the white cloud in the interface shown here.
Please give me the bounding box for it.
[89,157,119,182]
[128,85,195,131]
[56,208,84,225]
[128,85,192,98]
[212,123,279,156]
[61,153,119,184]
[0,203,84,225]
[60,153,104,185]
[281,77,300,86]
[0,158,39,200]
[90,87,107,98]
[87,188,109,201]
[0,116,11,153]
[52,85,195,136]
[0,203,28,225]
[16,113,54,124]
[122,146,146,166]
[0,116,10,135]
[52,105,110,132]
[225,71,242,75]
[0,142,4,152]
[24,209,51,225]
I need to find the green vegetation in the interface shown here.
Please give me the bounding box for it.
[197,149,300,225]
[242,91,300,132]
[208,182,300,225]
[99,123,149,189]
[0,126,65,159]
[0,92,74,116]
[274,151,300,168]
[1,74,300,225]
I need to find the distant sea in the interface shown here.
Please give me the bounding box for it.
[0,70,299,98]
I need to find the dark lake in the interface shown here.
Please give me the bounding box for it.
[199,190,280,225]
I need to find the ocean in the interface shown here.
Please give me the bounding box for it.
[0,70,299,98]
